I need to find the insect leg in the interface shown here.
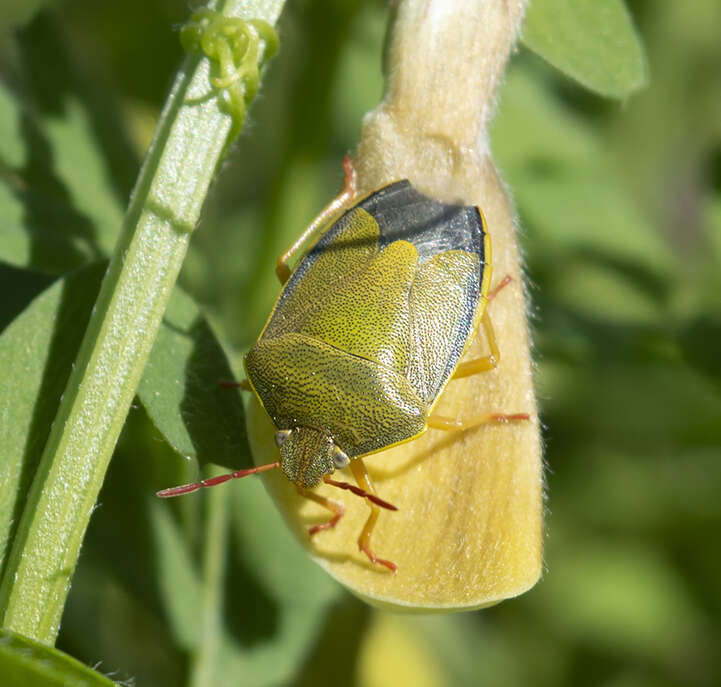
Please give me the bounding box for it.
[219,379,251,390]
[349,459,397,572]
[427,411,529,431]
[296,486,345,536]
[275,156,357,284]
[452,310,500,377]
[451,276,512,379]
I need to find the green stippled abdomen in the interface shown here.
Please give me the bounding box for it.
[245,333,427,456]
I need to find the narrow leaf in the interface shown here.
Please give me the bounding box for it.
[138,287,250,472]
[0,263,248,579]
[0,264,105,575]
[522,0,648,98]
[0,628,116,687]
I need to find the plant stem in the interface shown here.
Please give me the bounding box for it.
[0,0,283,643]
[189,467,228,687]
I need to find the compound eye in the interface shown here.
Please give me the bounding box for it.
[274,429,292,447]
[332,446,350,469]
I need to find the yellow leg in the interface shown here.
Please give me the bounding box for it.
[296,486,345,536]
[276,157,356,284]
[427,411,529,432]
[452,275,513,379]
[452,310,499,378]
[349,459,397,572]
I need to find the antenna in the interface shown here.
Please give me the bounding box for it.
[156,461,281,498]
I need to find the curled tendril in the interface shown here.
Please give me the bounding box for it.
[180,10,278,142]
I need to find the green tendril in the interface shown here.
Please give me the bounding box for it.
[180,10,278,142]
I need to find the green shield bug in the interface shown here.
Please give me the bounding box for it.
[158,159,528,572]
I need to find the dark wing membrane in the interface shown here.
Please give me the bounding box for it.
[357,180,485,265]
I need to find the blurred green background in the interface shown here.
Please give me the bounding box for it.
[1,0,720,685]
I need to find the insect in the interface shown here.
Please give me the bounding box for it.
[158,159,528,571]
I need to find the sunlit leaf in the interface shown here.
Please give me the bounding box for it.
[0,264,105,573]
[0,629,116,687]
[0,263,248,574]
[522,0,648,98]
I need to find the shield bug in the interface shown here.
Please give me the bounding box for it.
[158,159,528,571]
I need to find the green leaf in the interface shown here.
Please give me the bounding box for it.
[0,83,25,167]
[0,82,122,274]
[149,499,203,651]
[0,263,54,333]
[0,264,105,575]
[0,628,116,687]
[522,0,648,98]
[0,20,132,275]
[530,542,702,657]
[150,477,341,687]
[0,263,248,579]
[138,287,250,472]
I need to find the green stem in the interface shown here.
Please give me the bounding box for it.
[189,467,228,687]
[0,0,283,643]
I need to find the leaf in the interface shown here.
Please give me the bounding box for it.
[148,499,203,651]
[0,13,138,275]
[0,83,26,167]
[522,0,648,98]
[0,263,249,576]
[492,66,673,286]
[0,628,116,687]
[0,81,121,274]
[150,475,341,687]
[530,542,703,656]
[0,263,105,575]
[0,262,54,334]
[138,287,250,472]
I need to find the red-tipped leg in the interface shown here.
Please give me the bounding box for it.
[359,543,397,572]
[156,461,280,498]
[341,154,357,195]
[348,459,397,572]
[452,276,514,380]
[296,486,345,536]
[491,413,530,423]
[275,156,358,284]
[427,412,529,431]
[487,274,512,302]
[219,379,251,390]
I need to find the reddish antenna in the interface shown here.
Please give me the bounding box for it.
[156,461,281,498]
[156,460,398,512]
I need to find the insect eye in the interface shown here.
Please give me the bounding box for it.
[274,429,292,447]
[332,447,350,469]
